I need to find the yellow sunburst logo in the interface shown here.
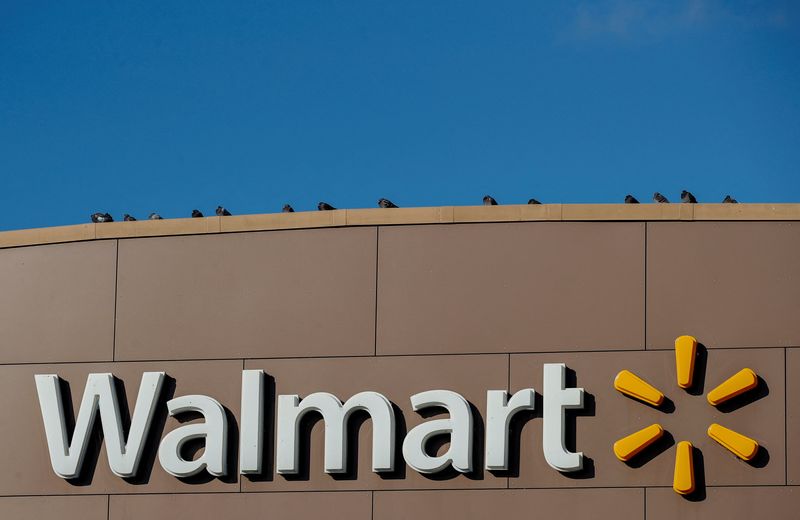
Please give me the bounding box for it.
[612,335,761,495]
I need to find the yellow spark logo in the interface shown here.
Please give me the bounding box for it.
[612,335,761,495]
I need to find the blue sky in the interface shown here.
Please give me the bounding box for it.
[1,1,798,230]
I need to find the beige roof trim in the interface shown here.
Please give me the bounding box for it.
[1,203,798,249]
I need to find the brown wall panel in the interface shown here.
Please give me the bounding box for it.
[0,360,241,496]
[376,222,645,355]
[110,491,372,520]
[0,240,116,363]
[0,217,796,511]
[647,486,800,519]
[0,495,107,520]
[374,488,644,520]
[787,348,800,484]
[243,354,508,491]
[114,227,377,360]
[647,222,800,349]
[509,348,784,488]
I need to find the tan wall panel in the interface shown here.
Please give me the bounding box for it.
[377,223,645,355]
[0,495,107,520]
[115,227,377,360]
[647,222,800,349]
[243,354,508,491]
[509,348,784,488]
[0,360,241,495]
[374,488,644,520]
[0,240,116,364]
[647,486,800,519]
[111,491,371,520]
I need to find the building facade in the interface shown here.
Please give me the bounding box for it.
[0,204,798,519]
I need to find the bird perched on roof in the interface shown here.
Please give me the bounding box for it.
[653,192,669,203]
[216,206,231,216]
[318,202,336,211]
[378,198,398,208]
[527,198,541,205]
[483,195,498,205]
[282,204,295,212]
[148,212,163,220]
[123,214,137,221]
[624,195,639,204]
[680,190,697,203]
[722,195,738,203]
[191,209,204,218]
[91,212,113,223]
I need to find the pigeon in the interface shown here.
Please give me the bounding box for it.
[527,198,541,205]
[216,206,232,216]
[123,214,137,221]
[282,204,295,213]
[318,202,336,211]
[624,195,639,204]
[680,190,697,203]
[653,192,669,203]
[90,212,113,223]
[378,198,398,208]
[191,209,204,218]
[148,212,163,220]
[483,195,498,206]
[722,195,738,204]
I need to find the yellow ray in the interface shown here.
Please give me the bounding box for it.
[674,335,697,389]
[707,368,758,406]
[673,441,695,495]
[707,423,759,461]
[614,370,665,406]
[613,424,664,462]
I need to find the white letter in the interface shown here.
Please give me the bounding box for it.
[239,370,264,474]
[542,363,584,472]
[276,391,395,474]
[158,395,228,477]
[34,372,164,479]
[485,389,535,471]
[402,390,473,474]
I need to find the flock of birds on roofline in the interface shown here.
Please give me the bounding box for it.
[89,190,738,223]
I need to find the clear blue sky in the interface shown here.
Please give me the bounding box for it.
[1,1,798,230]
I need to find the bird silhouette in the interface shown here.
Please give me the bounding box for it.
[722,195,738,203]
[191,209,204,218]
[148,213,163,220]
[282,204,295,212]
[653,192,669,203]
[123,214,137,221]
[216,206,232,216]
[483,195,498,205]
[318,202,336,211]
[378,198,398,208]
[527,198,542,205]
[624,195,640,204]
[90,212,113,223]
[680,190,697,203]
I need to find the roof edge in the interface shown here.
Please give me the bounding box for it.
[1,203,799,249]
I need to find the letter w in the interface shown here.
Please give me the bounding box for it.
[34,372,164,479]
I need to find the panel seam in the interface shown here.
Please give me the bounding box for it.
[374,227,379,357]
[643,222,648,351]
[112,239,120,362]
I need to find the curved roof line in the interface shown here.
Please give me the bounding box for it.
[1,203,799,249]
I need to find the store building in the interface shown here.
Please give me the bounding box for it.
[0,204,798,519]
